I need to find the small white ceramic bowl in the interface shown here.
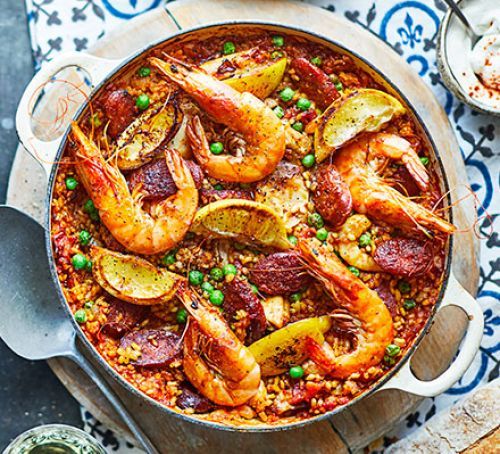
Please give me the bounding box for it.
[437,0,500,116]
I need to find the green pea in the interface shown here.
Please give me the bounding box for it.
[176,308,188,324]
[420,157,429,166]
[302,153,315,168]
[74,309,87,324]
[280,87,295,102]
[83,199,99,221]
[384,355,396,366]
[347,266,360,277]
[72,254,88,270]
[83,199,96,214]
[316,227,328,241]
[90,113,101,127]
[272,35,284,47]
[136,94,150,110]
[296,98,311,111]
[78,230,91,246]
[287,235,298,246]
[65,177,78,190]
[210,142,224,155]
[85,260,93,272]
[358,233,371,247]
[210,267,224,282]
[250,283,259,295]
[398,280,411,294]
[188,270,204,286]
[223,41,236,55]
[223,263,237,276]
[209,289,224,306]
[162,253,176,265]
[201,282,214,294]
[84,301,94,310]
[289,365,304,379]
[310,56,322,66]
[334,81,343,92]
[308,213,324,229]
[292,121,304,133]
[385,344,401,357]
[138,66,151,77]
[213,183,224,190]
[290,292,301,303]
[403,299,416,310]
[273,106,285,118]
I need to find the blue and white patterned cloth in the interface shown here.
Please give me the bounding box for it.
[24,0,499,451]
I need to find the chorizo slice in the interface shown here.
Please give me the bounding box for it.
[101,89,137,138]
[373,238,433,278]
[313,164,352,228]
[176,383,215,413]
[120,329,181,368]
[291,58,340,110]
[101,299,149,339]
[250,252,311,296]
[127,158,203,200]
[374,282,398,317]
[223,278,266,343]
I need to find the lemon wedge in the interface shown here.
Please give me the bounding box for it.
[92,247,180,305]
[201,49,287,99]
[116,101,179,170]
[191,199,291,250]
[249,316,332,376]
[314,89,406,163]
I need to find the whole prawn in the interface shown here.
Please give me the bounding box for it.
[333,133,455,235]
[149,55,286,183]
[177,284,261,407]
[298,236,394,379]
[71,123,198,255]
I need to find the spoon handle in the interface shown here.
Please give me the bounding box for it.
[68,350,159,454]
[441,0,473,30]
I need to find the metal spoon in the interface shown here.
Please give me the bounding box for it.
[441,0,480,44]
[0,206,158,454]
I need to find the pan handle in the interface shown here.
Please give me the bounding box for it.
[16,52,121,177]
[380,272,483,396]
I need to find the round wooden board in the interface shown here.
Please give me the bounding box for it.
[8,1,480,452]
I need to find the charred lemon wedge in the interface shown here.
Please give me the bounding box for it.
[116,101,179,170]
[249,316,332,376]
[91,247,180,305]
[201,49,287,99]
[191,199,291,250]
[314,89,406,163]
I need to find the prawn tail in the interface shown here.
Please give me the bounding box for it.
[164,148,195,190]
[404,155,429,192]
[186,115,211,166]
[305,337,338,374]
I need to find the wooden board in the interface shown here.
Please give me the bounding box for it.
[7,1,480,452]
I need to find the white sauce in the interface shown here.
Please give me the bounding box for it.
[445,0,500,111]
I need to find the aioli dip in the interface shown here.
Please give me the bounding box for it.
[445,0,500,111]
